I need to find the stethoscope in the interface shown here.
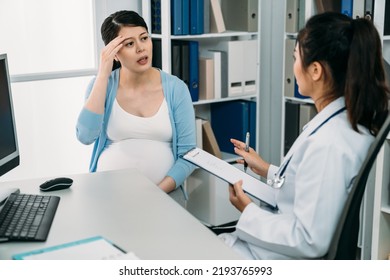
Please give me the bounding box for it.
[267,106,347,189]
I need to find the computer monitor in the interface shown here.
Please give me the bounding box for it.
[0,53,20,177]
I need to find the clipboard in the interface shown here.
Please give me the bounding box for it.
[182,147,277,208]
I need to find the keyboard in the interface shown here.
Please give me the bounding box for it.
[0,193,60,242]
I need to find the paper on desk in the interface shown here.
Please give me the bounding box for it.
[12,236,139,260]
[183,147,277,208]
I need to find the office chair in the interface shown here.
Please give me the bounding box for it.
[324,112,390,260]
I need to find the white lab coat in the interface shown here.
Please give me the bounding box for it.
[220,97,374,259]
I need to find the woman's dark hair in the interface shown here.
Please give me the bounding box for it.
[101,10,149,70]
[297,12,389,135]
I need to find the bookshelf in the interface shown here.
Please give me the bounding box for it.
[142,0,261,226]
[281,0,390,260]
[281,0,316,157]
[371,0,390,260]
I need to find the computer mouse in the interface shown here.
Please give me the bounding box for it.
[39,177,73,192]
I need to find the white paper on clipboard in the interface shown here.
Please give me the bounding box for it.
[182,147,277,208]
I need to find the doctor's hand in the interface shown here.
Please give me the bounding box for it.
[230,138,270,178]
[229,180,252,212]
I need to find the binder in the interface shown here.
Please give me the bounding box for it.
[341,0,353,18]
[284,38,295,98]
[182,0,190,34]
[249,101,256,149]
[243,40,257,94]
[190,0,204,34]
[181,41,190,86]
[211,100,256,154]
[219,50,228,98]
[220,0,258,32]
[171,40,182,78]
[214,40,257,97]
[298,0,306,30]
[385,2,390,36]
[284,101,300,155]
[188,41,199,102]
[151,0,162,34]
[171,40,198,101]
[199,57,214,100]
[284,101,317,155]
[152,39,162,69]
[352,0,365,19]
[171,0,183,35]
[210,0,226,33]
[285,0,299,33]
[299,103,317,131]
[364,0,374,21]
[203,0,210,33]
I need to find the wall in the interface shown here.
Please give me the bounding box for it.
[0,0,142,183]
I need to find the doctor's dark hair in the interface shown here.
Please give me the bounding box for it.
[297,12,389,135]
[101,10,149,70]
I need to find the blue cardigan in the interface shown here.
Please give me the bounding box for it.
[76,69,196,189]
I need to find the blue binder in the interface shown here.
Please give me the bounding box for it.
[182,0,190,34]
[152,39,162,69]
[171,0,183,35]
[188,41,199,102]
[211,100,256,153]
[190,0,204,34]
[341,0,353,18]
[151,0,162,34]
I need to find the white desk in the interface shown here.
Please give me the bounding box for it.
[0,169,241,260]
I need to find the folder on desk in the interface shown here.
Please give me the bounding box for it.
[12,236,132,260]
[182,147,277,208]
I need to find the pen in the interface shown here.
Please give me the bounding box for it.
[244,132,250,173]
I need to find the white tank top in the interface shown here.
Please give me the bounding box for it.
[96,98,174,185]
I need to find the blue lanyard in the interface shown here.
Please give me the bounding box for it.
[268,106,346,188]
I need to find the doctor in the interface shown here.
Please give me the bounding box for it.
[220,12,390,259]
